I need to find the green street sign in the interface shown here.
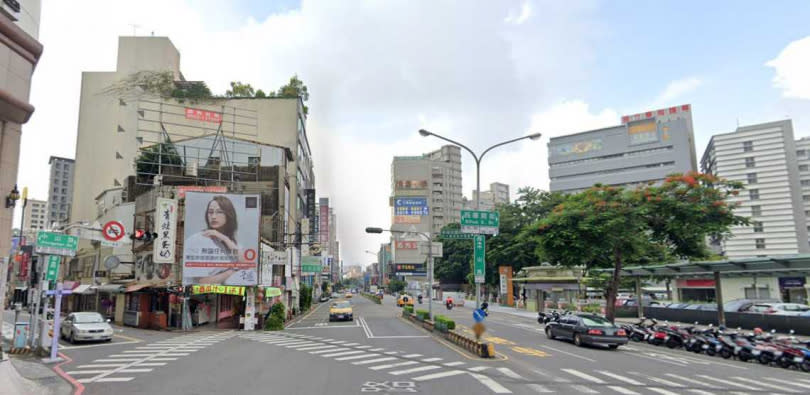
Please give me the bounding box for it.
[45,255,60,281]
[461,210,500,227]
[302,256,322,273]
[439,230,475,240]
[35,231,79,256]
[474,235,485,284]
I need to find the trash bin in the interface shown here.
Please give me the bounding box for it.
[13,322,28,348]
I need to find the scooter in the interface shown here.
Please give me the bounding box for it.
[445,301,454,310]
[417,295,423,304]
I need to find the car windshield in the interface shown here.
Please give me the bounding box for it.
[581,316,613,327]
[333,302,351,309]
[73,313,105,323]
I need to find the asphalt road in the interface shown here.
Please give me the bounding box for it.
[42,297,810,394]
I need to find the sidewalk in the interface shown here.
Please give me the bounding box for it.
[459,299,538,320]
[0,357,73,395]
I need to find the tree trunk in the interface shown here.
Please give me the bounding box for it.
[606,248,623,323]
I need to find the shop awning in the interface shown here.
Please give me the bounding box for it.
[125,283,151,293]
[97,284,126,294]
[73,284,94,294]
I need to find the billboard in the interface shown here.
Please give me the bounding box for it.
[319,203,329,243]
[627,120,659,145]
[394,215,422,224]
[395,263,426,276]
[182,192,260,286]
[394,197,429,216]
[395,180,428,190]
[153,198,178,263]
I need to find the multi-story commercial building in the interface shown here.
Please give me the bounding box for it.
[549,104,697,193]
[21,198,46,237]
[0,0,43,270]
[795,137,810,248]
[466,182,510,211]
[701,119,810,259]
[47,156,74,226]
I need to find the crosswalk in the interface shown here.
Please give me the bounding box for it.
[519,368,810,394]
[68,331,234,384]
[239,331,525,393]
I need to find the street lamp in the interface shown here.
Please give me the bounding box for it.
[418,129,542,308]
[5,184,20,208]
[366,226,435,319]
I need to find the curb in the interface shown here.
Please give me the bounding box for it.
[402,311,495,358]
[7,347,32,355]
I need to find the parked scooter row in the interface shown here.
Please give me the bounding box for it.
[621,318,810,371]
[537,310,571,325]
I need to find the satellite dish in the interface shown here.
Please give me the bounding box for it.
[104,255,121,270]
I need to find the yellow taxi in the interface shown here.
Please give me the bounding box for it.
[345,292,353,299]
[397,294,414,307]
[329,301,353,322]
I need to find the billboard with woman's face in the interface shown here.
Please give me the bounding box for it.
[182,192,260,286]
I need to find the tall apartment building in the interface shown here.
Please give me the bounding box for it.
[549,105,697,193]
[0,0,43,264]
[795,137,810,248]
[701,120,810,258]
[466,182,510,211]
[47,156,74,225]
[22,198,47,237]
[390,145,462,277]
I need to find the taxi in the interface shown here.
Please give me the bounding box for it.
[329,301,353,322]
[397,294,414,307]
[345,292,353,299]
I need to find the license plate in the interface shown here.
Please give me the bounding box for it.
[752,350,761,356]
[702,344,709,349]
[735,346,741,352]
[795,357,804,363]
[664,335,670,341]
[337,315,344,319]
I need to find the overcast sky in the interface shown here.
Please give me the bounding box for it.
[15,0,810,267]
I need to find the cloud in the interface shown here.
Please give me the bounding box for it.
[505,2,532,25]
[766,36,810,99]
[18,0,603,267]
[653,76,703,106]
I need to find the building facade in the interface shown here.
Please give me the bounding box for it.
[795,137,810,249]
[0,0,43,272]
[466,182,510,211]
[21,198,46,236]
[549,104,697,193]
[701,120,810,258]
[47,156,74,226]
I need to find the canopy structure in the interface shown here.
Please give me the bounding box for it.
[594,254,810,324]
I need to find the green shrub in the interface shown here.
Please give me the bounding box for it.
[434,315,456,332]
[415,309,430,321]
[264,315,284,331]
[582,303,602,314]
[270,302,286,319]
[403,305,414,315]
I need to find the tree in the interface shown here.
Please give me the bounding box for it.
[226,81,255,97]
[532,173,747,321]
[388,279,407,294]
[276,74,310,115]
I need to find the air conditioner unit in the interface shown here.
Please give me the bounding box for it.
[0,0,20,22]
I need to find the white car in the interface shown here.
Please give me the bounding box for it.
[61,312,114,343]
[750,303,810,316]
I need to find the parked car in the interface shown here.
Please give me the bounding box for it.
[665,303,690,309]
[622,298,661,307]
[545,313,628,349]
[724,298,780,312]
[749,303,810,316]
[60,312,113,344]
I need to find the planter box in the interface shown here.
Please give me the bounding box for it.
[423,320,434,331]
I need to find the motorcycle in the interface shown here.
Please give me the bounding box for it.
[621,318,656,342]
[445,300,454,310]
[417,296,423,304]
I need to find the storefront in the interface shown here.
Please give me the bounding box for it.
[512,265,584,312]
[123,283,170,330]
[71,284,96,312]
[676,278,716,302]
[97,284,127,324]
[779,277,808,303]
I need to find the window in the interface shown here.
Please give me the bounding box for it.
[799,150,807,157]
[805,195,810,202]
[801,165,809,172]
[53,187,58,193]
[747,173,757,184]
[753,221,763,232]
[248,157,260,167]
[755,238,766,249]
[61,188,67,194]
[55,163,61,169]
[62,180,67,186]
[745,157,755,168]
[743,141,753,152]
[803,180,810,187]
[749,189,759,200]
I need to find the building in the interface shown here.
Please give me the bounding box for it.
[21,198,46,237]
[549,104,697,193]
[701,119,810,259]
[47,156,74,226]
[794,137,810,248]
[465,182,510,211]
[0,0,43,276]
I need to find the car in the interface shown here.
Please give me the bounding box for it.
[622,298,661,307]
[749,303,810,316]
[724,298,780,312]
[545,313,629,349]
[319,294,330,303]
[331,292,341,298]
[665,303,689,309]
[345,292,353,299]
[329,301,353,322]
[397,294,414,307]
[60,312,113,344]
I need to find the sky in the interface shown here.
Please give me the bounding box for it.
[14,0,810,268]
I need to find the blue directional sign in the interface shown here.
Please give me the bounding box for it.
[473,309,486,323]
[394,197,429,216]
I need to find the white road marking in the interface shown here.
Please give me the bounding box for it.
[562,369,606,384]
[526,384,554,393]
[763,377,810,389]
[66,368,153,374]
[343,343,361,346]
[537,344,596,362]
[686,391,715,395]
[356,345,372,349]
[571,385,598,394]
[647,388,680,395]
[421,357,442,362]
[641,376,683,388]
[403,354,423,358]
[384,351,399,355]
[444,361,465,367]
[310,348,349,354]
[608,386,639,394]
[321,350,366,358]
[94,359,142,363]
[77,377,134,383]
[334,353,380,361]
[468,366,490,372]
[369,361,420,371]
[148,358,178,362]
[412,370,466,381]
[285,343,321,349]
[697,375,762,391]
[369,348,385,352]
[389,365,440,375]
[469,372,512,394]
[665,374,719,389]
[496,367,525,380]
[296,345,339,351]
[597,371,643,386]
[733,376,798,393]
[330,341,348,344]
[77,364,126,369]
[352,357,398,365]
[133,362,167,367]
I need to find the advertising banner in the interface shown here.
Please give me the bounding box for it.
[182,192,260,286]
[184,107,223,123]
[394,263,426,276]
[176,185,227,199]
[394,241,418,250]
[394,215,422,224]
[154,198,178,263]
[395,180,428,190]
[191,284,245,296]
[319,204,329,243]
[394,197,429,216]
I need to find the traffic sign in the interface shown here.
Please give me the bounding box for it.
[45,255,60,281]
[474,235,485,284]
[102,221,125,242]
[35,232,78,256]
[473,308,486,323]
[461,210,499,235]
[439,230,475,240]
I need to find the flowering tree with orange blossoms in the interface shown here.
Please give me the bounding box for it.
[533,172,748,321]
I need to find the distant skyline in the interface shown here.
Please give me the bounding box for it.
[16,0,810,267]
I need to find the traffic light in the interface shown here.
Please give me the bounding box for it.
[131,229,158,242]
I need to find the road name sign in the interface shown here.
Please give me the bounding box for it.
[35,232,78,256]
[474,235,485,283]
[45,255,60,281]
[461,210,499,235]
[439,230,475,240]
